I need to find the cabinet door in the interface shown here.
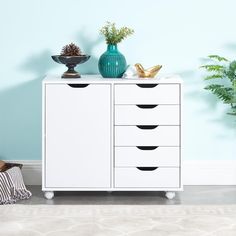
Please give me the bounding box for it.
[44,83,111,188]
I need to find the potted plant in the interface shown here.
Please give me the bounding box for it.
[98,22,134,78]
[200,55,236,115]
[52,43,90,78]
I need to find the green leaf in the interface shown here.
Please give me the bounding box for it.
[203,74,223,80]
[204,84,234,103]
[224,61,236,82]
[200,65,225,72]
[99,22,134,44]
[200,54,236,116]
[227,111,236,115]
[208,55,228,62]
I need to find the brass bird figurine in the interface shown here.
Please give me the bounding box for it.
[135,63,162,78]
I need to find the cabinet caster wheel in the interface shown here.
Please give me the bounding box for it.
[107,191,113,194]
[44,191,54,200]
[165,191,175,200]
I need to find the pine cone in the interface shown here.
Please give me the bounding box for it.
[60,43,83,56]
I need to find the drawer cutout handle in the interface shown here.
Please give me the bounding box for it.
[136,104,158,109]
[136,84,158,88]
[137,167,158,171]
[68,84,89,88]
[136,125,158,130]
[137,146,158,150]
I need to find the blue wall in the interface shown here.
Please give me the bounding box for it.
[1,0,235,160]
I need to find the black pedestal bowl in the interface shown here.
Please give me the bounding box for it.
[51,55,90,78]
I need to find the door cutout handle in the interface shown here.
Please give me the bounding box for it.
[136,105,158,109]
[136,146,159,150]
[136,125,158,130]
[136,167,158,171]
[136,84,158,88]
[68,84,89,88]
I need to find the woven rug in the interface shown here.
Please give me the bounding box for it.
[1,205,236,235]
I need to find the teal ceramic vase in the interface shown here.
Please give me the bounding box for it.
[98,44,127,78]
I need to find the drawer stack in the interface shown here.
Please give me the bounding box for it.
[114,83,181,188]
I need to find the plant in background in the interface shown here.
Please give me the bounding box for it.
[100,21,134,45]
[200,55,236,115]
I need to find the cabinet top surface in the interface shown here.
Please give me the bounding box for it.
[43,74,183,84]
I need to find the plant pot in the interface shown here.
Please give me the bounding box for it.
[98,44,127,78]
[51,55,90,78]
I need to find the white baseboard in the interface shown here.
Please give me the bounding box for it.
[183,160,236,185]
[5,160,42,185]
[5,160,236,186]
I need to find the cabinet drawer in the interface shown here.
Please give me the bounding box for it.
[115,167,180,188]
[115,147,179,167]
[115,84,180,105]
[115,126,179,146]
[115,105,179,125]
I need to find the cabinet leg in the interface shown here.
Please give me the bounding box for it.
[44,191,54,200]
[165,191,175,200]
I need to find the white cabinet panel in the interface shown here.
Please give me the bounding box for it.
[115,147,179,167]
[115,167,180,188]
[45,83,111,188]
[115,84,179,105]
[115,105,180,125]
[115,126,180,146]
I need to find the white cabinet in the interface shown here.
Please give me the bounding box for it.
[42,76,182,200]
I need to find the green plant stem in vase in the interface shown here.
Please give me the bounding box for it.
[98,22,134,78]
